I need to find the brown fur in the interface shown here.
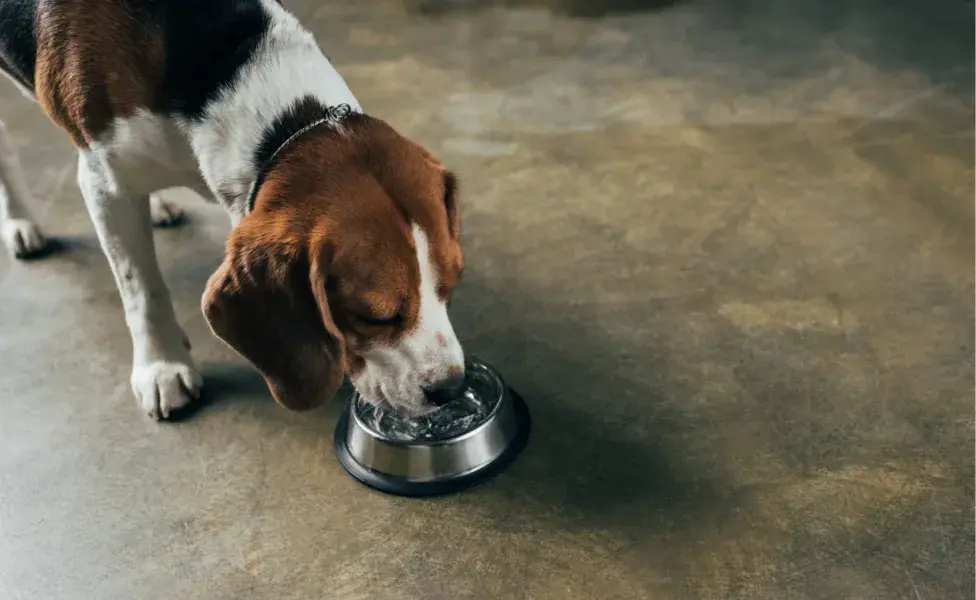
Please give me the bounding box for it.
[34,0,163,147]
[203,116,463,410]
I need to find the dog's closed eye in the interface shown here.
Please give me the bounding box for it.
[357,312,403,327]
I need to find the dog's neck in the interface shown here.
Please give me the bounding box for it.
[186,0,361,222]
[245,102,357,214]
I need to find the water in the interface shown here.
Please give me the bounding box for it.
[355,386,498,442]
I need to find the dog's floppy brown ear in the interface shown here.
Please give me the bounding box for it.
[202,227,345,411]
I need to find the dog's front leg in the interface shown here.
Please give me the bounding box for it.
[0,120,47,258]
[77,151,202,420]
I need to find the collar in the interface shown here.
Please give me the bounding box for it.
[244,103,355,214]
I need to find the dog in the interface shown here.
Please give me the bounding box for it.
[0,0,466,420]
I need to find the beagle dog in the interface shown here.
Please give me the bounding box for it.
[0,0,466,420]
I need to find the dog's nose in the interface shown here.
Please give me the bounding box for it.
[423,372,466,406]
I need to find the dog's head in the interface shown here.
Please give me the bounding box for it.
[202,114,465,415]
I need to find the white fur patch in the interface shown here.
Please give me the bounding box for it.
[408,223,465,369]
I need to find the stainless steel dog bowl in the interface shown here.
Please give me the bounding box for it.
[334,358,531,497]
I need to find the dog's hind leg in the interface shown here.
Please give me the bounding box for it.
[149,191,187,228]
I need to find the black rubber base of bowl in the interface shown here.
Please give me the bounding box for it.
[333,388,531,498]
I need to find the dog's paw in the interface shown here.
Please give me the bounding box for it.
[2,218,47,258]
[149,194,185,228]
[131,360,203,420]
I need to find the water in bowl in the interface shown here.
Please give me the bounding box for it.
[355,374,500,442]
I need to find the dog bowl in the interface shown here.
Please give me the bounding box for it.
[334,358,531,497]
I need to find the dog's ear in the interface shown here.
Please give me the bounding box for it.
[360,118,460,241]
[202,222,344,411]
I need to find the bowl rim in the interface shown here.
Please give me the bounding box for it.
[349,357,508,447]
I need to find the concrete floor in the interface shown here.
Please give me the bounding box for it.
[1,0,973,598]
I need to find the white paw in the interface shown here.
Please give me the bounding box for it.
[149,194,185,227]
[131,360,203,420]
[2,218,47,258]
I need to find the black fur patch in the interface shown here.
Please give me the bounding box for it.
[151,0,271,120]
[0,0,37,92]
[0,0,271,119]
[252,96,334,172]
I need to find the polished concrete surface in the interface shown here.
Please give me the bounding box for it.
[1,0,973,598]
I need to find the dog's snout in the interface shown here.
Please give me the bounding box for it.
[423,371,466,406]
